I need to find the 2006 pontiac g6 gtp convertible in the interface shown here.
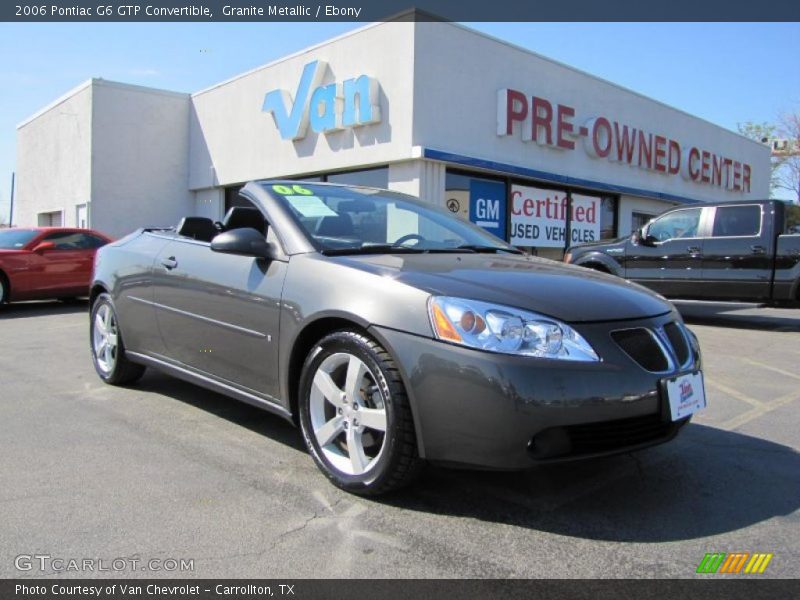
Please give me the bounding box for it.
[90,181,706,495]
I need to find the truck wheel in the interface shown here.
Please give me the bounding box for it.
[584,263,610,273]
[90,293,146,385]
[298,330,424,495]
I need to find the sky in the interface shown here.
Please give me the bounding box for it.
[0,21,798,220]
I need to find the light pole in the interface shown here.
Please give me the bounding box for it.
[8,172,14,227]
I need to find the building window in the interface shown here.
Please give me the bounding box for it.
[631,211,656,234]
[224,186,253,213]
[326,167,388,188]
[599,197,617,240]
[37,210,63,227]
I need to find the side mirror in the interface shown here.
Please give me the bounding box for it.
[639,235,658,247]
[32,241,56,253]
[634,227,658,247]
[210,227,275,260]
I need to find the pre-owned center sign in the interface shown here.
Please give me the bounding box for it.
[497,89,752,193]
[510,184,599,248]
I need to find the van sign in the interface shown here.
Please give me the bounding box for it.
[262,60,381,140]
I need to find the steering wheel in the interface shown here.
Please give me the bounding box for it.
[393,233,426,247]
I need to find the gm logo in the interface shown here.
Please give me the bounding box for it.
[696,552,773,574]
[262,60,381,140]
[469,180,507,239]
[474,198,500,223]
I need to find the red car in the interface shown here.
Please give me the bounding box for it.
[0,227,113,304]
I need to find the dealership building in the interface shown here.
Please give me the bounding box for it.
[14,18,770,258]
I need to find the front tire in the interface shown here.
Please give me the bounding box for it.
[0,272,8,304]
[298,330,424,495]
[90,293,145,385]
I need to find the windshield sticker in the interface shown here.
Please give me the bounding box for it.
[288,196,338,218]
[272,184,314,196]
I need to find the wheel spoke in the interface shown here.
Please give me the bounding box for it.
[346,426,368,475]
[104,345,114,367]
[96,339,107,356]
[103,308,112,331]
[313,369,344,407]
[106,332,118,349]
[95,314,107,336]
[344,356,367,404]
[314,416,344,447]
[357,407,387,432]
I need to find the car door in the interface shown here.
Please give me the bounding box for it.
[700,204,772,300]
[150,231,287,399]
[25,231,91,296]
[624,207,706,297]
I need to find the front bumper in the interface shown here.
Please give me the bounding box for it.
[372,312,699,470]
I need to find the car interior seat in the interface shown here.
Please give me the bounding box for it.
[176,217,220,242]
[316,213,354,237]
[222,207,268,236]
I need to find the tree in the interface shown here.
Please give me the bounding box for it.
[774,112,800,203]
[737,121,786,197]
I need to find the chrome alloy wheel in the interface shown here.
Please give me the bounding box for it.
[92,303,119,374]
[309,352,388,476]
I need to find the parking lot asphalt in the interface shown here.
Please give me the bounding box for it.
[0,300,798,579]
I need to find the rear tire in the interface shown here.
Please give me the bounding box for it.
[90,293,145,385]
[298,330,424,495]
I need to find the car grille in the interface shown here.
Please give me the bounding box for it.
[528,413,683,460]
[663,322,690,366]
[611,328,670,371]
[611,322,692,372]
[564,413,678,456]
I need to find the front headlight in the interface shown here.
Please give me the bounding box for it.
[428,296,600,361]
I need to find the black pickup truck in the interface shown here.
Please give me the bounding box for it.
[565,200,800,305]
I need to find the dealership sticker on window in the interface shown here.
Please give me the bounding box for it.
[287,196,338,218]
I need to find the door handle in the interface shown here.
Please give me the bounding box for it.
[161,257,178,270]
[687,246,701,254]
[750,245,766,255]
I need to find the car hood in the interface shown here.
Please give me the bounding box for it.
[329,253,672,323]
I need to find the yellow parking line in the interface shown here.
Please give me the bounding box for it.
[741,358,800,382]
[720,390,800,431]
[705,378,764,408]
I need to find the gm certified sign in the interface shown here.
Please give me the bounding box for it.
[262,60,381,140]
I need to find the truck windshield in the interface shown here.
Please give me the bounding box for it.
[0,229,38,249]
[263,182,518,255]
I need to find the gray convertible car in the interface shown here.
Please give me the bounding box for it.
[90,181,705,495]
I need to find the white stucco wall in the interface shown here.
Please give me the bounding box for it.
[15,82,93,228]
[16,80,192,238]
[90,81,192,237]
[412,22,771,205]
[189,19,417,191]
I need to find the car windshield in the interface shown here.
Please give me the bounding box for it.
[263,182,519,255]
[0,229,38,249]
